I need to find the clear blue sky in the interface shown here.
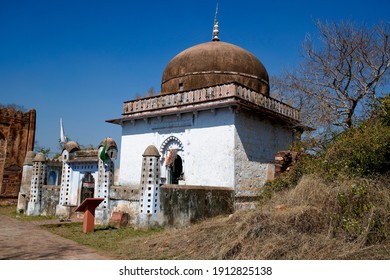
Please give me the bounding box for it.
[1,0,389,160]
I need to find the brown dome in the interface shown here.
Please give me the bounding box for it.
[143,145,160,157]
[161,41,269,95]
[24,151,36,165]
[64,141,80,153]
[33,152,46,162]
[99,137,117,150]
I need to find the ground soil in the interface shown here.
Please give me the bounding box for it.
[0,214,110,260]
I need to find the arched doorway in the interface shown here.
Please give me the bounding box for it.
[160,136,185,184]
[168,154,183,184]
[80,172,95,203]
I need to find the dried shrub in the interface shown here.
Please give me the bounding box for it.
[330,177,390,245]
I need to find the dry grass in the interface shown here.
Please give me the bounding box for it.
[108,174,390,260]
[4,175,389,260]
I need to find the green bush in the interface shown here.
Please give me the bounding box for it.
[380,94,390,125]
[260,96,390,204]
[319,95,390,177]
[324,119,390,177]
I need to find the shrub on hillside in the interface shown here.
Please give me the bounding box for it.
[324,119,390,177]
[324,95,390,177]
[332,179,390,244]
[261,95,390,203]
[380,94,390,126]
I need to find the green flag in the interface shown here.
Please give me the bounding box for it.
[100,141,107,162]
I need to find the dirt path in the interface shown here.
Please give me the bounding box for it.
[0,214,110,260]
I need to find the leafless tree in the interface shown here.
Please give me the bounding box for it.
[146,86,156,97]
[0,103,27,112]
[274,20,390,132]
[135,86,157,100]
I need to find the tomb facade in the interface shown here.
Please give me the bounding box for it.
[18,18,302,227]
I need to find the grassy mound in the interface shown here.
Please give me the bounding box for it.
[34,172,390,260]
[22,96,390,260]
[130,174,390,260]
[134,97,390,260]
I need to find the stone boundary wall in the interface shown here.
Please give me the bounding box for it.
[274,150,303,177]
[159,184,234,227]
[108,186,140,225]
[109,186,139,200]
[41,185,60,216]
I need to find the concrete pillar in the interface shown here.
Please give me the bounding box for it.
[17,151,35,213]
[138,145,161,227]
[27,153,46,216]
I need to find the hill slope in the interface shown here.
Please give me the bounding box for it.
[116,101,390,260]
[109,174,389,260]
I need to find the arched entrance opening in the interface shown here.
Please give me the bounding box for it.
[160,136,184,184]
[168,154,183,184]
[80,172,95,203]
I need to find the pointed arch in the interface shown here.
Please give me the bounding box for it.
[159,136,184,154]
[79,171,95,204]
[159,136,185,184]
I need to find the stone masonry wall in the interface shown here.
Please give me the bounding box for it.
[41,185,61,216]
[159,184,234,227]
[0,108,36,197]
[234,110,294,199]
[108,186,140,225]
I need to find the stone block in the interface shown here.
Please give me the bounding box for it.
[109,211,129,228]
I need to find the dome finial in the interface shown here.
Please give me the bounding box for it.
[212,3,220,41]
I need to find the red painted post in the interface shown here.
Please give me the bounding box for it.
[76,198,104,233]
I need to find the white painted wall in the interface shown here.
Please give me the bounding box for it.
[119,125,155,186]
[186,109,235,187]
[119,108,235,188]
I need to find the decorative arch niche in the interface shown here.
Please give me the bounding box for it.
[159,136,185,184]
[160,136,184,153]
[80,171,95,204]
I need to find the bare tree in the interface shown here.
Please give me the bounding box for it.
[134,86,157,100]
[0,103,27,112]
[275,20,390,131]
[34,142,51,157]
[146,86,156,97]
